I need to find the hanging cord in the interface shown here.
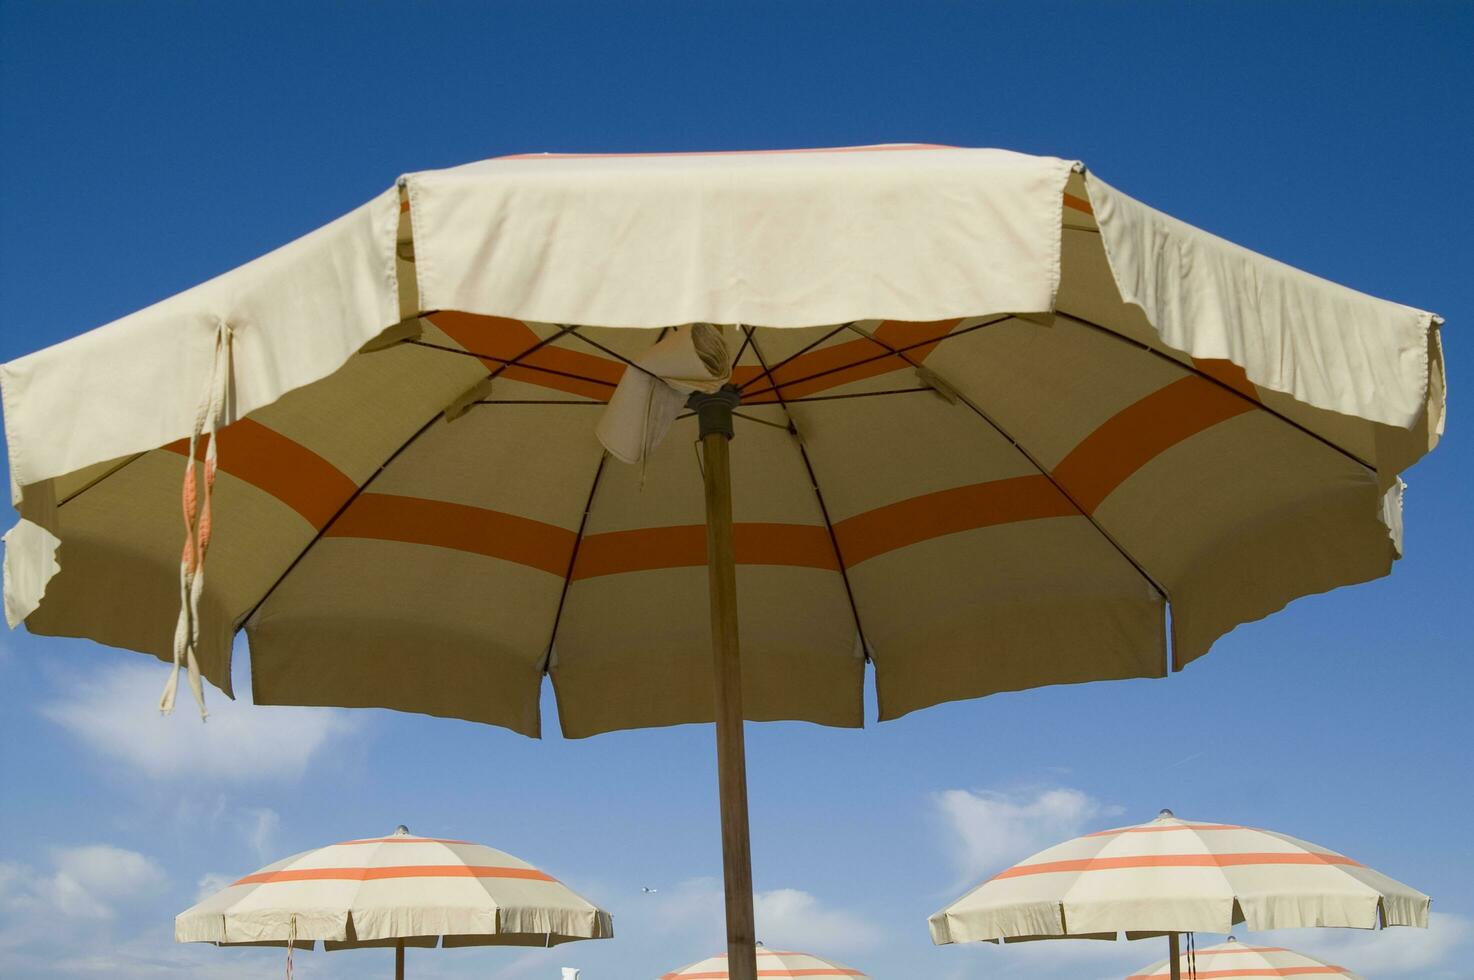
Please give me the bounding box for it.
[285,913,297,980]
[1186,931,1197,979]
[160,320,233,718]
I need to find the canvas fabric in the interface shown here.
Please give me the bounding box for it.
[1125,938,1364,980]
[0,145,1446,736]
[660,948,868,979]
[175,829,611,947]
[928,812,1429,944]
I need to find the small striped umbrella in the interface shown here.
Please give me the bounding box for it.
[930,810,1427,980]
[176,825,611,978]
[1126,937,1363,979]
[660,947,868,979]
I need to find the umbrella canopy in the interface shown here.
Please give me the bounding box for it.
[176,825,612,950]
[929,809,1426,980]
[0,145,1447,980]
[0,146,1444,733]
[1126,937,1363,979]
[660,948,869,978]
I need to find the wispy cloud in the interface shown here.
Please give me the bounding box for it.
[648,876,881,957]
[40,661,356,781]
[0,844,167,952]
[932,785,1122,888]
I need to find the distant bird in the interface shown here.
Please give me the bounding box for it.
[641,887,659,894]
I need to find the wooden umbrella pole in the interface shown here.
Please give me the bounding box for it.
[692,386,758,980]
[1168,932,1181,980]
[395,938,405,980]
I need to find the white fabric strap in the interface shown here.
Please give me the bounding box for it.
[159,321,232,718]
[595,323,731,465]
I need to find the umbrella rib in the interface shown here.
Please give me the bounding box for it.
[541,452,608,674]
[730,325,757,369]
[743,327,871,658]
[735,322,854,392]
[473,399,608,406]
[774,387,932,404]
[740,315,1012,401]
[840,322,1171,604]
[564,328,665,382]
[237,326,584,630]
[406,338,619,391]
[1054,310,1375,471]
[55,451,149,507]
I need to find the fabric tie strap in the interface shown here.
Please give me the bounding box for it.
[595,323,731,467]
[159,321,233,719]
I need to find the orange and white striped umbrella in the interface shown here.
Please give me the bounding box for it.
[175,826,611,954]
[0,146,1445,735]
[0,145,1446,980]
[1127,937,1363,979]
[930,809,1428,944]
[659,947,868,979]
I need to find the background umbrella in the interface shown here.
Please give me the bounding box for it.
[1126,937,1363,980]
[0,145,1447,980]
[929,809,1427,980]
[660,946,869,979]
[176,825,611,978]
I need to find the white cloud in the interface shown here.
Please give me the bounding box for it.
[1254,912,1473,977]
[648,877,880,957]
[754,887,879,952]
[41,661,356,781]
[0,845,166,931]
[239,807,280,860]
[194,872,235,903]
[933,785,1122,886]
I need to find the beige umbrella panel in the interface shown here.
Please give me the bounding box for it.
[660,947,869,979]
[930,810,1428,980]
[177,826,611,977]
[0,146,1447,980]
[1126,937,1364,980]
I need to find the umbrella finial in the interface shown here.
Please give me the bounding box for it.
[394,824,411,836]
[1157,808,1175,819]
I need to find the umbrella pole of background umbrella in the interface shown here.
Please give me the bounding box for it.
[693,386,759,980]
[396,938,405,979]
[1168,932,1181,980]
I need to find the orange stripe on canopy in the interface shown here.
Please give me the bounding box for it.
[161,324,1268,577]
[573,523,839,579]
[1063,192,1094,215]
[1052,375,1257,514]
[164,418,355,529]
[991,851,1363,880]
[428,312,626,401]
[235,865,555,885]
[738,320,961,402]
[326,493,575,577]
[833,475,1076,567]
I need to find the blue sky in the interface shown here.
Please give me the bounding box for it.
[0,2,1469,978]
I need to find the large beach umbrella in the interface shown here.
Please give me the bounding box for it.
[929,809,1428,980]
[0,146,1446,980]
[1126,937,1363,980]
[176,825,611,978]
[660,947,869,979]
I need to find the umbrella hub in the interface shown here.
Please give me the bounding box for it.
[687,385,742,440]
